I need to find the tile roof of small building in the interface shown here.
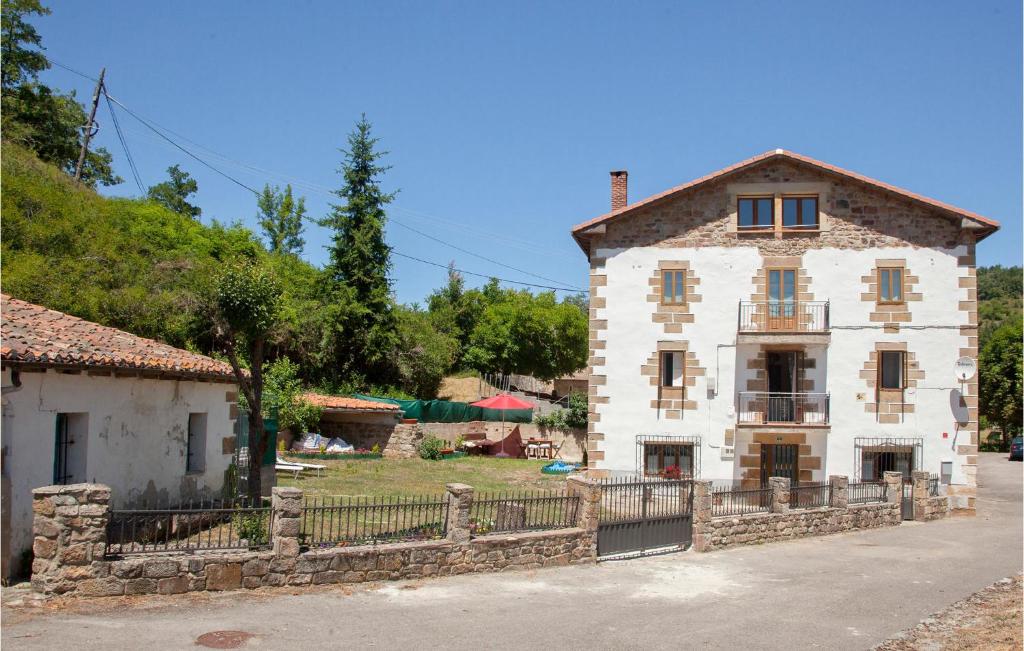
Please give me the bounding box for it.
[301,392,402,413]
[1,294,236,381]
[571,149,1000,251]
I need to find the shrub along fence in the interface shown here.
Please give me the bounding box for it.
[29,479,600,597]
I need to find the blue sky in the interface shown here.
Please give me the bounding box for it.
[38,1,1022,304]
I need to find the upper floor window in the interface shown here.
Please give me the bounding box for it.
[878,267,904,304]
[738,197,774,230]
[662,269,686,305]
[661,351,684,388]
[879,351,905,390]
[782,196,818,229]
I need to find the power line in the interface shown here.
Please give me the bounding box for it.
[104,93,145,193]
[46,57,98,82]
[103,92,261,196]
[391,251,583,293]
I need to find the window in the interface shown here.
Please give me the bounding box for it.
[187,413,207,473]
[738,197,774,229]
[662,269,685,305]
[661,351,684,388]
[879,351,904,390]
[644,443,694,477]
[878,267,904,303]
[782,196,818,228]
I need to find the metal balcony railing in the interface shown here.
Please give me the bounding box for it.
[737,301,830,333]
[737,392,830,425]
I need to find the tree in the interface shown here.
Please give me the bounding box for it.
[317,115,398,386]
[257,184,306,255]
[147,165,201,219]
[213,259,282,500]
[1,0,121,187]
[394,305,458,398]
[263,358,322,434]
[979,322,1023,445]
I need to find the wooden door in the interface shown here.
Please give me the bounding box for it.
[767,269,798,330]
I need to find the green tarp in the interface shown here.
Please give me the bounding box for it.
[353,394,533,424]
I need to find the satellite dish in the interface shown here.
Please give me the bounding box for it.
[954,357,976,382]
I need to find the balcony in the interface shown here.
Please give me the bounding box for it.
[737,391,830,427]
[737,301,830,344]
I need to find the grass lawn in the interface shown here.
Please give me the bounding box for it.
[277,455,568,497]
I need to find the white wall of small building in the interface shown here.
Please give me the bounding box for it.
[591,244,971,488]
[0,368,236,578]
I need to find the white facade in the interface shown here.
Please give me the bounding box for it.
[1,368,237,579]
[590,245,973,488]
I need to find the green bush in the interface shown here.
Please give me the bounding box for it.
[233,511,269,545]
[418,435,446,460]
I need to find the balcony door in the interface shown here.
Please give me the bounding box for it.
[767,269,797,330]
[766,351,798,422]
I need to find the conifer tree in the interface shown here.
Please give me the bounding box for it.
[257,183,306,255]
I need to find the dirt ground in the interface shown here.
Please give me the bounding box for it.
[875,575,1023,651]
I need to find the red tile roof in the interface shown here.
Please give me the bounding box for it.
[571,149,1000,250]
[1,294,236,381]
[302,392,401,413]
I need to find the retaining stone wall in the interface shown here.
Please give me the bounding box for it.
[31,478,600,597]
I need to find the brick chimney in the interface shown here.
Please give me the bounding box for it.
[610,170,628,211]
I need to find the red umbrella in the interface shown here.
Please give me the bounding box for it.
[470,394,535,457]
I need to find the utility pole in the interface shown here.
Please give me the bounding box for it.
[73,67,105,183]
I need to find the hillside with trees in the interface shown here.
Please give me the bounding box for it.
[977,265,1023,445]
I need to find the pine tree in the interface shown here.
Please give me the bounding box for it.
[318,115,399,386]
[257,184,306,255]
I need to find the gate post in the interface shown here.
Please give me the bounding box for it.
[445,483,474,543]
[271,486,303,558]
[30,483,111,595]
[566,476,600,532]
[692,480,713,553]
[769,477,790,514]
[910,470,930,520]
[828,475,848,509]
[882,471,903,505]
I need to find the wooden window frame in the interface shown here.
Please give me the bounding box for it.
[661,269,687,306]
[878,350,906,391]
[876,267,905,305]
[781,195,819,231]
[737,196,775,231]
[642,442,695,477]
[660,351,685,389]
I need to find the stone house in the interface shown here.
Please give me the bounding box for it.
[0,295,240,581]
[571,150,998,510]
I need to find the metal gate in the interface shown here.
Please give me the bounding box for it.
[597,477,693,557]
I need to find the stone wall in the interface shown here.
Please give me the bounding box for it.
[315,414,423,459]
[693,473,903,553]
[30,477,600,597]
[911,471,952,522]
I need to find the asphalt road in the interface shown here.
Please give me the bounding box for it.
[3,453,1021,650]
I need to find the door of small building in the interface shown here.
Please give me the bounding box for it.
[760,443,799,486]
[53,413,88,485]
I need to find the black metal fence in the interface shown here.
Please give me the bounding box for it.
[789,482,832,509]
[928,476,940,497]
[736,392,830,425]
[469,490,579,535]
[300,495,449,548]
[711,485,772,517]
[847,481,887,504]
[105,497,273,556]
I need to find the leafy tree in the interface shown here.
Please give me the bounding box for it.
[263,358,322,434]
[213,259,282,500]
[257,184,305,255]
[147,164,201,219]
[979,322,1023,445]
[394,305,458,398]
[1,0,120,187]
[317,115,398,386]
[464,289,587,381]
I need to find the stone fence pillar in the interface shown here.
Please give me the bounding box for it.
[31,483,111,595]
[768,477,790,514]
[445,483,474,543]
[883,471,903,505]
[271,486,303,558]
[910,470,930,520]
[828,475,848,509]
[566,476,600,532]
[691,480,713,553]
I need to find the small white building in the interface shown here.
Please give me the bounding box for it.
[571,150,998,511]
[1,295,240,581]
